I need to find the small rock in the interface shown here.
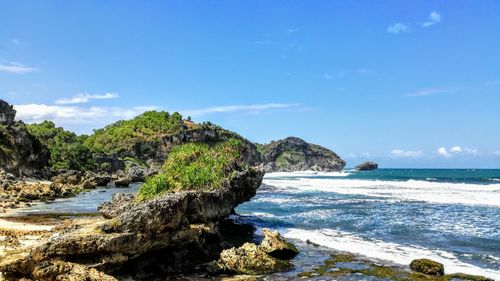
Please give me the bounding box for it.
[355,161,378,171]
[212,242,293,275]
[409,258,444,276]
[259,228,299,259]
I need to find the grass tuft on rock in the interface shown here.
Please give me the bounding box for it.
[137,138,244,201]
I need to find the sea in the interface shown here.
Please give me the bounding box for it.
[9,169,500,280]
[236,169,500,280]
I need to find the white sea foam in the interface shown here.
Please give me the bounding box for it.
[264,171,351,178]
[284,228,500,280]
[263,177,500,207]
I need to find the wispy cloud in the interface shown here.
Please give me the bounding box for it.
[287,28,299,34]
[0,62,38,74]
[387,23,409,34]
[324,73,332,80]
[55,93,119,105]
[14,104,157,126]
[390,149,423,158]
[406,87,457,97]
[422,11,442,27]
[183,103,298,116]
[437,146,479,158]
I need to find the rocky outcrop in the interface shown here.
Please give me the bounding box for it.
[259,137,345,172]
[0,165,265,280]
[259,228,298,259]
[355,161,378,171]
[410,258,445,276]
[111,170,132,187]
[210,228,297,275]
[0,100,16,126]
[0,100,50,177]
[211,242,293,275]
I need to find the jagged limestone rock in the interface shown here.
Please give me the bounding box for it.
[259,228,298,259]
[213,242,293,275]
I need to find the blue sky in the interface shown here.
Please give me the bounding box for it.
[1,1,499,168]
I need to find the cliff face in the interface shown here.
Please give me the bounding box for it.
[0,100,50,177]
[259,137,345,172]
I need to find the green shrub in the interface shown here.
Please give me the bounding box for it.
[137,138,244,201]
[84,111,185,154]
[27,121,95,171]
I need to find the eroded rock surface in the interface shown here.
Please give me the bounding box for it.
[259,228,298,260]
[0,166,264,280]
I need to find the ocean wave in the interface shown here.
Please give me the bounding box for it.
[264,171,352,178]
[283,228,500,280]
[262,178,500,207]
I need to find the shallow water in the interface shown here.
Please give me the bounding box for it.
[236,169,500,280]
[4,182,141,216]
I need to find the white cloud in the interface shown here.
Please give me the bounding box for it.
[182,103,298,117]
[0,62,37,74]
[437,146,479,158]
[422,11,442,27]
[324,73,332,80]
[437,147,451,157]
[14,104,157,127]
[387,23,409,34]
[287,28,299,34]
[390,149,423,158]
[494,151,500,156]
[55,93,119,105]
[406,87,457,97]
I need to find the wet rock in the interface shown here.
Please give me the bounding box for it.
[211,242,293,275]
[409,258,444,276]
[355,161,378,171]
[259,228,298,259]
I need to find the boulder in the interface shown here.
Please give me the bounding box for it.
[355,161,378,171]
[82,171,111,189]
[259,228,298,259]
[212,242,293,275]
[409,258,444,276]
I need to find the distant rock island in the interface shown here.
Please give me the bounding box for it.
[356,161,378,171]
[258,137,346,172]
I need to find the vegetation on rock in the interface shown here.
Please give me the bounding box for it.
[84,111,185,154]
[137,138,245,201]
[409,258,445,276]
[258,137,346,172]
[27,121,95,171]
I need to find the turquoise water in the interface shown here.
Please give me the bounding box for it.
[236,169,500,279]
